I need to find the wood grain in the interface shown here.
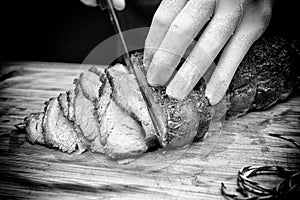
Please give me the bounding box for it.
[0,62,299,200]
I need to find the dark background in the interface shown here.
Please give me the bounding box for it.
[1,0,114,63]
[0,0,299,63]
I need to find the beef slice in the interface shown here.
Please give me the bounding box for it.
[106,68,157,142]
[96,78,113,146]
[92,76,113,153]
[58,92,69,117]
[101,100,147,159]
[73,71,102,141]
[42,98,85,153]
[25,112,45,144]
[67,90,75,121]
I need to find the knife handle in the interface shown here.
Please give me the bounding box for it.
[97,0,108,10]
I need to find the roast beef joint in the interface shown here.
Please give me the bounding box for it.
[20,36,299,160]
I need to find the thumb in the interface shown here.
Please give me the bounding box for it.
[112,0,126,11]
[80,0,97,7]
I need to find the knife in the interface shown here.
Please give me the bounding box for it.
[98,0,168,147]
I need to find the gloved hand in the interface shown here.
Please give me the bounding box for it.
[144,0,273,105]
[80,0,126,10]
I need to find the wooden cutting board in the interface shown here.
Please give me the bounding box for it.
[0,62,299,199]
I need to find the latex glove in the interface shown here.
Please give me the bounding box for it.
[80,0,126,10]
[145,0,273,105]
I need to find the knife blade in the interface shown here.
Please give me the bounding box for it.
[98,0,168,147]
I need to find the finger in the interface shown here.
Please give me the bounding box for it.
[112,0,126,11]
[166,0,242,99]
[143,0,188,67]
[205,0,273,105]
[147,0,216,86]
[80,0,97,7]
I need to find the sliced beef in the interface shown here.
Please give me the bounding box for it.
[106,68,157,143]
[24,65,151,159]
[93,75,113,153]
[73,70,109,153]
[24,112,44,144]
[24,97,86,154]
[22,35,299,160]
[58,92,69,117]
[42,98,85,153]
[66,90,75,121]
[96,77,113,145]
[79,70,103,102]
[73,72,102,141]
[100,100,147,159]
[95,68,148,158]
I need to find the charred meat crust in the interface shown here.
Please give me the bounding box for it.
[157,89,211,148]
[227,36,300,118]
[131,53,212,147]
